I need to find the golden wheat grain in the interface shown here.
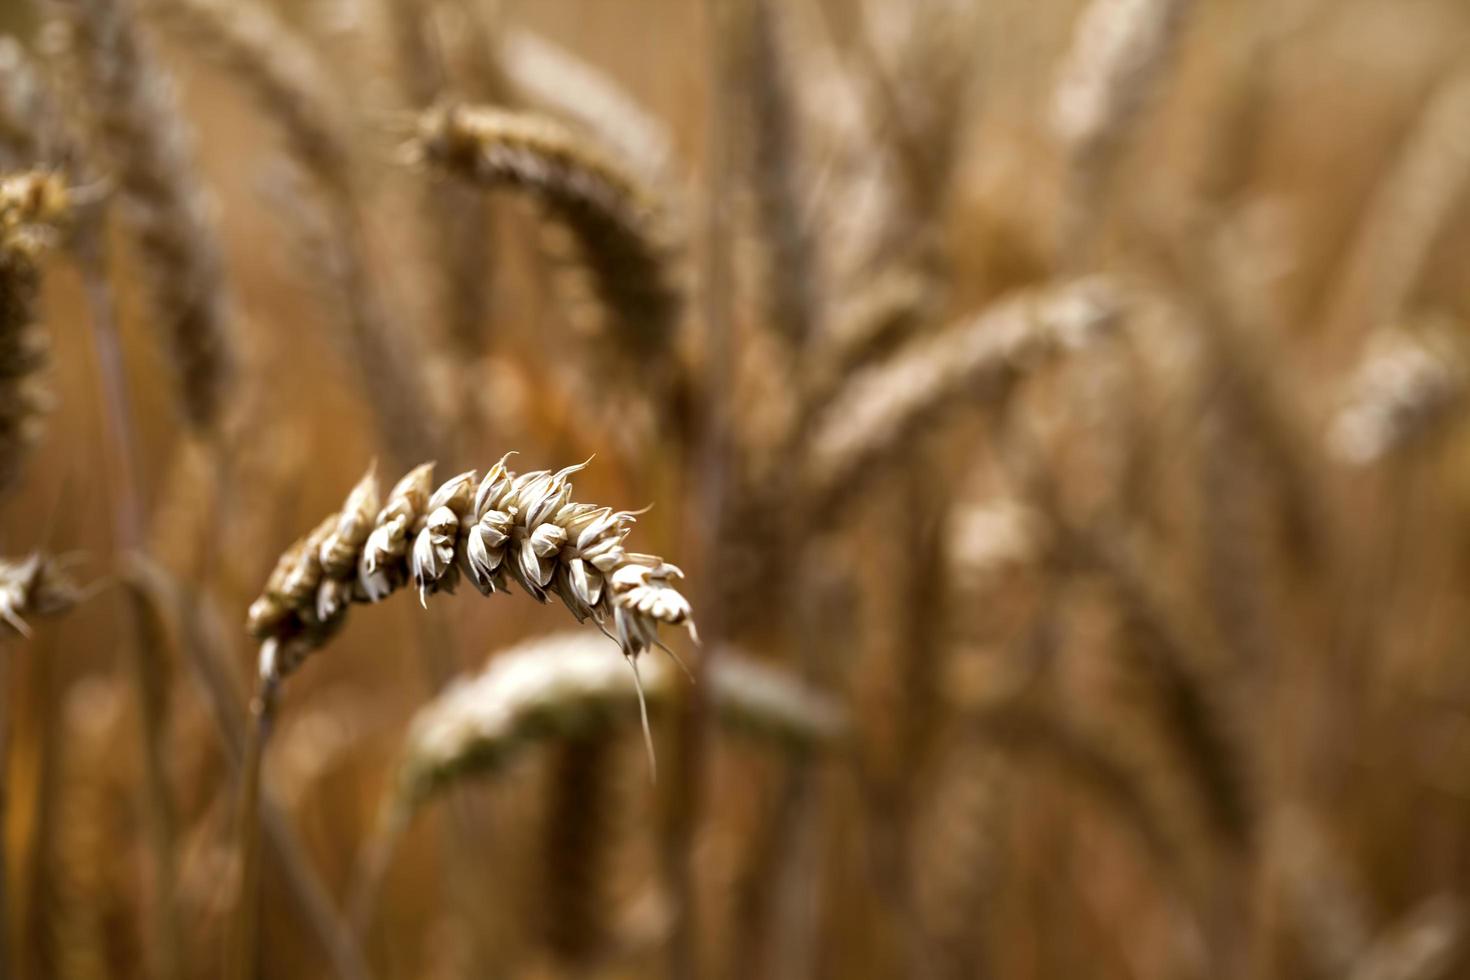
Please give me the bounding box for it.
[0,171,67,496]
[412,103,683,375]
[48,0,235,433]
[248,456,697,683]
[804,277,1122,519]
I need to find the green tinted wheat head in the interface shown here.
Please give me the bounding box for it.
[0,171,67,495]
[247,456,697,684]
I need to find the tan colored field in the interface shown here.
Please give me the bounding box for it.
[2,0,1470,977]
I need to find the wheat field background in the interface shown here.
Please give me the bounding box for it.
[0,0,1469,978]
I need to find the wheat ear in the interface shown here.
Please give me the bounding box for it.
[48,0,235,433]
[347,634,841,935]
[411,104,684,374]
[804,278,1123,521]
[0,172,67,496]
[247,455,697,682]
[149,0,441,464]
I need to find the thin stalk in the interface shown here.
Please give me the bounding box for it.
[231,671,278,980]
[73,224,182,980]
[662,1,736,977]
[160,571,370,980]
[0,646,10,979]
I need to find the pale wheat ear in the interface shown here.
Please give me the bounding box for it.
[628,653,657,784]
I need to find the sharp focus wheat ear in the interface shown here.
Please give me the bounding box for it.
[1327,324,1468,467]
[148,0,443,464]
[48,0,236,434]
[248,455,698,684]
[411,104,684,377]
[0,172,68,496]
[804,278,1123,521]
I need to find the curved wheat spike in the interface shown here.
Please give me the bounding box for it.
[804,277,1123,522]
[47,0,236,434]
[247,455,698,684]
[1327,322,1468,467]
[411,103,684,384]
[146,0,442,463]
[0,172,68,496]
[500,28,676,183]
[1050,0,1198,265]
[348,635,840,935]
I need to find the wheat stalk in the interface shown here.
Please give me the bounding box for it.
[411,104,684,382]
[149,0,442,464]
[47,0,236,434]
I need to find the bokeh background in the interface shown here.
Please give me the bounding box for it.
[2,0,1470,977]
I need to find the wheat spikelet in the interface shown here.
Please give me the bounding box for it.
[500,28,675,183]
[411,103,683,376]
[0,551,80,638]
[0,171,67,496]
[149,0,441,463]
[48,0,235,433]
[247,456,697,683]
[1328,323,1467,466]
[804,278,1122,518]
